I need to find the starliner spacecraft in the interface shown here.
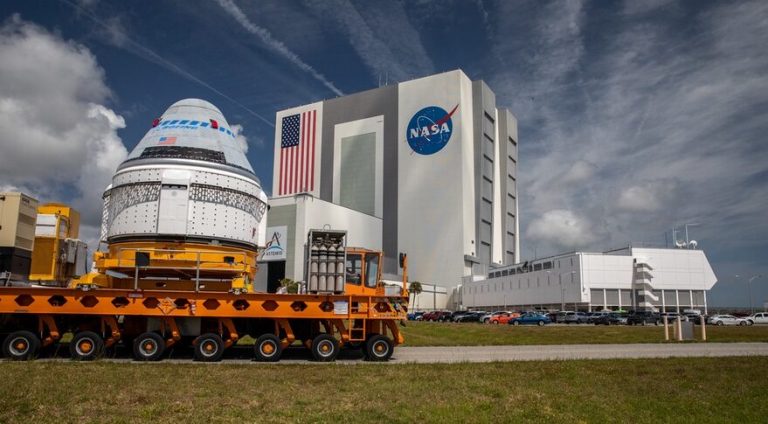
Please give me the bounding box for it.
[73,99,268,293]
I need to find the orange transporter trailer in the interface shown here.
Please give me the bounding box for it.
[0,247,409,363]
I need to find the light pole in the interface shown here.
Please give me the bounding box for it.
[748,275,762,314]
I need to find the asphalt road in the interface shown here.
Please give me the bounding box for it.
[389,343,768,363]
[31,342,768,365]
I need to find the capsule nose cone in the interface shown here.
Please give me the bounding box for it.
[122,99,253,173]
[166,98,225,121]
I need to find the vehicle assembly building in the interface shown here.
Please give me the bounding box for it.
[261,70,520,295]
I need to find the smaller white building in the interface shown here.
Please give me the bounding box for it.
[459,246,718,313]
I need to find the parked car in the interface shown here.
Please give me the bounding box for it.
[407,311,425,321]
[587,311,611,324]
[447,310,469,322]
[422,311,444,322]
[433,311,454,322]
[480,311,510,323]
[746,312,768,325]
[562,311,588,324]
[488,312,520,325]
[509,312,551,326]
[555,311,574,323]
[682,313,704,325]
[456,311,485,323]
[708,314,749,326]
[626,311,661,326]
[593,312,627,325]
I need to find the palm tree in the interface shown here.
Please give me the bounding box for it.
[278,278,299,294]
[409,281,423,311]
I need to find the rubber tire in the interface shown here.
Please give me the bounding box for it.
[254,334,282,362]
[2,330,40,361]
[133,332,165,361]
[716,321,724,326]
[512,320,520,326]
[194,333,224,362]
[537,320,545,326]
[739,321,747,326]
[311,334,339,362]
[365,335,393,362]
[491,320,499,325]
[70,331,104,361]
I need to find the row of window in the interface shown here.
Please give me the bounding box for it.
[464,273,576,295]
[488,257,575,279]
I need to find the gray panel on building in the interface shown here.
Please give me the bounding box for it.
[339,133,376,215]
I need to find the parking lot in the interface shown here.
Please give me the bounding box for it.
[410,309,768,327]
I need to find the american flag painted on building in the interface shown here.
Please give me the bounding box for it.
[278,110,317,195]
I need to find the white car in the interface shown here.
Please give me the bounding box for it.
[707,314,749,326]
[746,312,768,325]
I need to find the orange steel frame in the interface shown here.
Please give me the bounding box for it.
[0,286,407,349]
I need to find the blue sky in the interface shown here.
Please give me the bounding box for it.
[0,0,766,307]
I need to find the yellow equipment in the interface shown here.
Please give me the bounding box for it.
[29,203,86,285]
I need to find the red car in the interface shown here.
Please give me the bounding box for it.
[421,311,438,321]
[489,312,520,324]
[422,311,451,322]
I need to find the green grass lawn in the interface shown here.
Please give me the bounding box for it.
[400,321,768,346]
[1,357,766,422]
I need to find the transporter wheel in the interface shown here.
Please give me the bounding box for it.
[311,334,339,362]
[70,331,104,361]
[254,334,282,362]
[2,330,41,361]
[193,333,224,362]
[365,335,393,362]
[133,332,165,362]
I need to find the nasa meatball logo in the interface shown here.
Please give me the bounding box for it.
[406,104,459,155]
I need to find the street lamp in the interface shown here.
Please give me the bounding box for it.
[748,275,762,314]
[735,274,763,314]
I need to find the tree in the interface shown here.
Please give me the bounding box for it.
[278,278,299,294]
[409,281,423,311]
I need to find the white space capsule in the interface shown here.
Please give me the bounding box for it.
[101,99,268,249]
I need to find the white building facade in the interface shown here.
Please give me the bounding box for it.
[260,70,519,295]
[459,246,718,313]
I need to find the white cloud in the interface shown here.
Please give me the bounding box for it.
[527,209,599,251]
[0,16,127,226]
[230,124,248,153]
[561,160,597,184]
[617,186,662,212]
[485,0,768,262]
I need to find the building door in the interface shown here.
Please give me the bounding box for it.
[267,261,286,293]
